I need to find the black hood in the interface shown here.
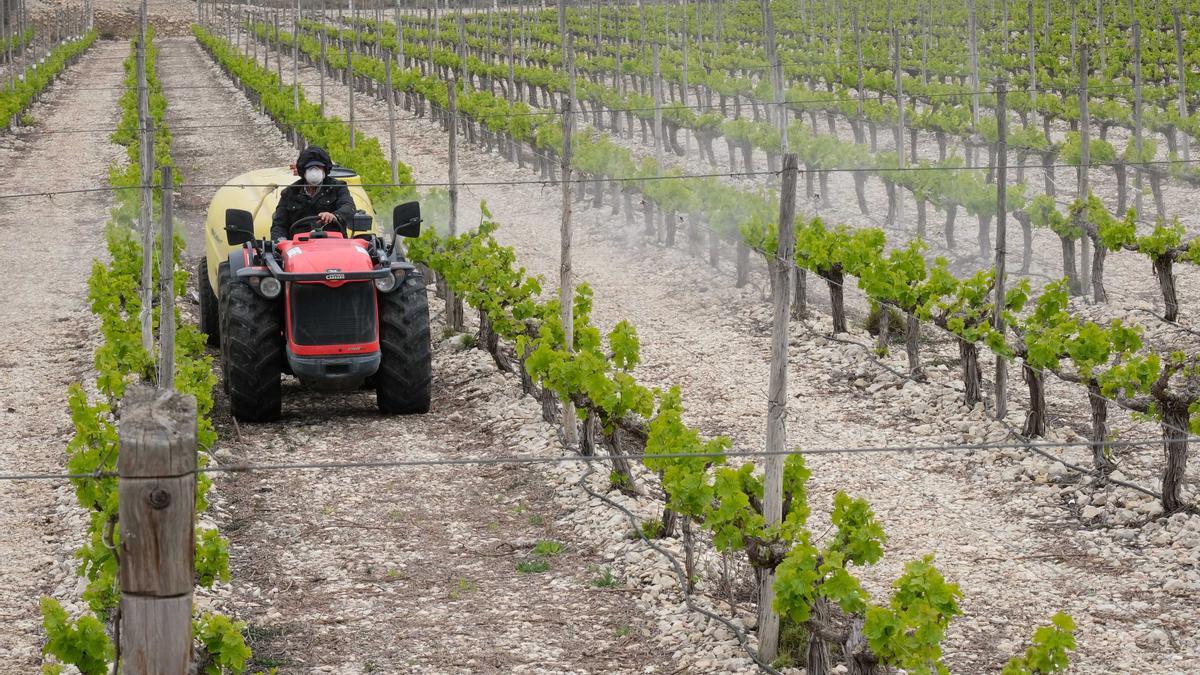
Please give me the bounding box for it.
[297,146,333,172]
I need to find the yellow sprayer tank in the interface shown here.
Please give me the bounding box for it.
[203,166,376,294]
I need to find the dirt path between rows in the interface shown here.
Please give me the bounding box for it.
[0,39,127,668]
[163,36,674,673]
[255,31,1199,673]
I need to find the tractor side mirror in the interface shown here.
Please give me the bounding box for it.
[225,209,256,245]
[349,211,373,232]
[392,201,422,238]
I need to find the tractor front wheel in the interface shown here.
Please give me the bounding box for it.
[222,278,283,422]
[376,275,432,414]
[197,257,221,347]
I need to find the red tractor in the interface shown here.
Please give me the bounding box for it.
[216,201,430,422]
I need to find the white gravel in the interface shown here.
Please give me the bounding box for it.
[253,29,1200,673]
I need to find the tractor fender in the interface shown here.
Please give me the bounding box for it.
[228,247,271,279]
[228,247,251,276]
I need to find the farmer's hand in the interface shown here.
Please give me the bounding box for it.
[318,211,336,225]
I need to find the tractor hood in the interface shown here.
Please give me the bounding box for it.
[277,236,376,282]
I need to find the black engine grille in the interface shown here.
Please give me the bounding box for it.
[290,282,377,346]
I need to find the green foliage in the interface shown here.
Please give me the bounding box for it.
[194,25,414,206]
[0,31,95,129]
[40,598,114,675]
[1001,613,1077,675]
[1027,195,1080,240]
[591,567,617,587]
[532,540,566,556]
[516,559,551,574]
[863,556,963,675]
[335,14,1087,674]
[45,30,240,672]
[197,527,232,587]
[195,613,254,674]
[1069,192,1135,251]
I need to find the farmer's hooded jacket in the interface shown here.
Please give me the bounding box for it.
[270,146,357,240]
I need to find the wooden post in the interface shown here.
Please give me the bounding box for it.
[853,8,865,144]
[559,97,577,447]
[138,0,154,356]
[158,167,176,390]
[759,153,798,665]
[6,0,13,93]
[274,10,282,90]
[448,75,458,235]
[319,0,326,114]
[427,6,434,75]
[1027,0,1036,127]
[118,387,197,674]
[762,0,785,149]
[252,5,259,67]
[348,13,356,150]
[457,7,468,90]
[994,80,1007,420]
[893,26,904,226]
[652,40,663,172]
[1078,44,1091,292]
[1132,12,1143,218]
[293,0,300,114]
[400,0,410,67]
[1172,9,1189,165]
[447,74,463,331]
[679,0,689,154]
[386,49,399,184]
[968,0,980,131]
[567,32,578,126]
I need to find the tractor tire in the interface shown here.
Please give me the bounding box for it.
[197,257,221,347]
[216,262,232,394]
[223,277,283,422]
[376,275,432,414]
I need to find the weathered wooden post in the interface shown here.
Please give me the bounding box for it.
[386,48,398,184]
[759,153,798,664]
[118,387,197,674]
[158,167,176,390]
[1173,10,1190,165]
[1078,44,1091,293]
[446,74,463,332]
[319,0,327,114]
[559,96,578,447]
[994,79,1008,420]
[348,9,356,150]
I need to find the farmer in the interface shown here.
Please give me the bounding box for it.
[271,146,357,241]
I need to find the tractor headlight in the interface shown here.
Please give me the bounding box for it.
[259,276,282,298]
[374,271,398,293]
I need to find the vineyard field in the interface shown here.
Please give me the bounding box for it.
[0,1,1198,674]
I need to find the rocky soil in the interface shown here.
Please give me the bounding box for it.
[255,27,1200,673]
[0,40,128,668]
[159,35,681,673]
[1,20,1198,674]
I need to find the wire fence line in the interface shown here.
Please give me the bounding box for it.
[4,155,1200,200]
[299,17,1200,97]
[1,435,1190,484]
[746,235,1200,441]
[559,167,1200,448]
[798,317,1168,501]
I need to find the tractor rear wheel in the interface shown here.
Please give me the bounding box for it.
[223,278,283,422]
[376,275,432,414]
[197,257,221,347]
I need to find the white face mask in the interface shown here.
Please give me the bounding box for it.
[304,167,325,186]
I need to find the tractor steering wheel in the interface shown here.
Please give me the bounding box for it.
[289,214,340,236]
